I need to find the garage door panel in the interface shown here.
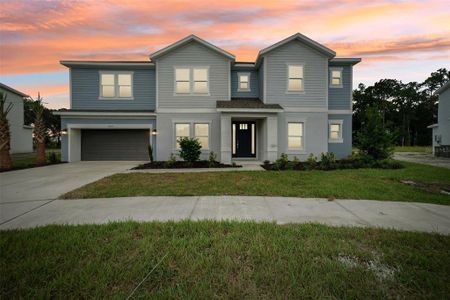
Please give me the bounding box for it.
[81,129,149,161]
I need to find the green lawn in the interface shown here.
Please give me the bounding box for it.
[394,146,432,153]
[63,162,450,205]
[10,149,61,170]
[1,221,448,298]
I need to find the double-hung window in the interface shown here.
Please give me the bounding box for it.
[175,123,190,149]
[195,123,209,149]
[238,73,250,91]
[175,67,209,94]
[288,122,304,150]
[100,72,133,99]
[330,68,343,87]
[328,120,343,143]
[287,65,304,92]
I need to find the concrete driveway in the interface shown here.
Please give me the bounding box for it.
[0,161,140,225]
[394,152,450,169]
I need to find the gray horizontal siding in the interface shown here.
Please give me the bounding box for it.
[265,40,328,108]
[259,60,264,101]
[328,65,352,110]
[230,70,259,98]
[157,42,230,109]
[71,68,155,110]
[328,114,352,159]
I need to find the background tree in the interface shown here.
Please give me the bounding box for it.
[0,92,13,170]
[32,93,47,166]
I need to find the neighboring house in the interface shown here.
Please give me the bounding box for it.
[428,81,450,157]
[0,83,33,154]
[55,33,360,162]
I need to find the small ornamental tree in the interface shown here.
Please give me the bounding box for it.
[178,137,201,164]
[355,106,395,160]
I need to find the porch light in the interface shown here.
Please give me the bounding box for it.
[151,129,158,136]
[61,128,68,135]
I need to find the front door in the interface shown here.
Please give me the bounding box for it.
[232,122,256,158]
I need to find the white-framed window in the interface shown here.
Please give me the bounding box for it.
[287,122,304,150]
[175,123,190,149]
[287,64,304,92]
[99,72,133,99]
[174,67,209,95]
[328,120,343,143]
[238,72,250,91]
[330,68,343,88]
[195,123,209,149]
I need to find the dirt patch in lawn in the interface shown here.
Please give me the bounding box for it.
[400,180,450,195]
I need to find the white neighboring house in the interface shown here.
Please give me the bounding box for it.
[428,81,450,157]
[0,83,33,154]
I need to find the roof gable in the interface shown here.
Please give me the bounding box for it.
[0,82,28,97]
[436,81,450,95]
[256,33,336,65]
[149,35,235,61]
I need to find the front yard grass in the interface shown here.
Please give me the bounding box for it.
[394,146,432,153]
[62,161,450,205]
[1,221,448,298]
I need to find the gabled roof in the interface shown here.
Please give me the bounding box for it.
[436,81,450,95]
[60,61,154,68]
[217,98,283,112]
[149,34,235,60]
[256,33,336,65]
[0,82,28,97]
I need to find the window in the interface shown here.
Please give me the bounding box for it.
[195,123,209,149]
[175,68,190,94]
[238,73,250,91]
[175,67,209,94]
[330,68,342,87]
[287,65,304,92]
[288,122,304,149]
[100,72,133,99]
[329,120,343,143]
[175,123,190,149]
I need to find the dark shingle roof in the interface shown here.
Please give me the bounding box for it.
[217,98,282,110]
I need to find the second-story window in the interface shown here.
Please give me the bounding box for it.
[330,68,343,87]
[100,72,133,99]
[238,73,250,91]
[175,67,209,95]
[287,65,304,92]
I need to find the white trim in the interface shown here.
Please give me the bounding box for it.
[61,61,154,67]
[173,66,210,96]
[284,107,327,113]
[328,119,343,143]
[54,111,156,117]
[263,57,267,103]
[98,71,134,100]
[150,34,235,60]
[285,63,305,93]
[329,67,343,88]
[217,108,283,113]
[286,119,306,153]
[328,110,352,114]
[237,72,251,92]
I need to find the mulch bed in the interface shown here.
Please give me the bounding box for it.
[132,161,242,170]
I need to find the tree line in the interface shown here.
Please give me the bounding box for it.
[353,68,449,146]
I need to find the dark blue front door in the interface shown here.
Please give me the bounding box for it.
[232,122,256,158]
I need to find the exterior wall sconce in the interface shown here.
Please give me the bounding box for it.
[61,128,68,135]
[151,129,158,136]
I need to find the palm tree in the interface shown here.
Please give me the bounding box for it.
[33,93,46,166]
[0,92,13,170]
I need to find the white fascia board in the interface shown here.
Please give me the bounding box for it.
[54,111,156,117]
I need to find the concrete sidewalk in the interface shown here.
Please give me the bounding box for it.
[1,196,449,234]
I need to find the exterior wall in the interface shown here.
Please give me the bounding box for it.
[0,88,33,153]
[71,68,156,110]
[60,117,156,161]
[328,65,352,110]
[328,114,352,159]
[265,40,328,108]
[230,70,259,98]
[277,112,328,161]
[438,89,450,146]
[156,113,221,161]
[259,59,264,101]
[156,42,230,109]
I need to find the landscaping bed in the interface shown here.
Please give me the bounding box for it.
[132,160,241,169]
[1,221,448,299]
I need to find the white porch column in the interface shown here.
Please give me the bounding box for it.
[266,116,278,161]
[220,114,232,164]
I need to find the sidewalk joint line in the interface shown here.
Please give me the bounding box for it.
[334,200,371,226]
[0,199,56,226]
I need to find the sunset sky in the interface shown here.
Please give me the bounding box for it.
[0,0,449,109]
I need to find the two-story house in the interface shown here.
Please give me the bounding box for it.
[56,33,360,163]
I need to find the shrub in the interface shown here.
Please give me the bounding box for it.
[147,145,154,163]
[165,153,177,168]
[46,151,59,164]
[355,107,395,160]
[292,156,304,170]
[263,160,271,166]
[319,152,337,170]
[306,153,317,169]
[208,151,217,168]
[178,137,202,164]
[274,153,289,170]
[373,159,404,169]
